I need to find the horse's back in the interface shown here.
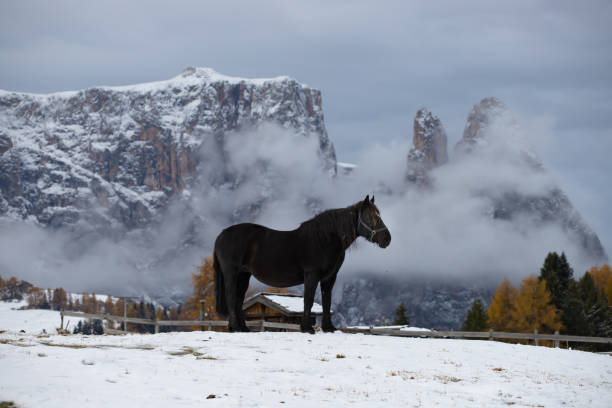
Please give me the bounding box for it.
[214,223,304,285]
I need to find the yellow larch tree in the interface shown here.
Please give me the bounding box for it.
[184,255,217,321]
[487,278,517,332]
[588,264,612,306]
[510,276,562,334]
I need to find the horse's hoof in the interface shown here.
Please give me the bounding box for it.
[240,326,250,332]
[301,325,315,334]
[322,325,336,333]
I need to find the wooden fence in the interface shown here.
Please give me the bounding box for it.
[339,327,612,347]
[60,311,612,347]
[60,310,300,334]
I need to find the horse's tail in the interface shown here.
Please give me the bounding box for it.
[214,250,229,317]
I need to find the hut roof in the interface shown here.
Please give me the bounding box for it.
[242,292,328,316]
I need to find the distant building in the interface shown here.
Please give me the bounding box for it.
[242,292,329,327]
[337,161,356,176]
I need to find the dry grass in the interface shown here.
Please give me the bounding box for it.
[336,354,346,359]
[39,341,87,349]
[434,375,461,384]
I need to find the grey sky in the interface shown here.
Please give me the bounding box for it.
[1,0,611,264]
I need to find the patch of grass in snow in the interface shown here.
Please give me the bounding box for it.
[0,401,17,408]
[492,367,504,372]
[388,370,416,380]
[0,338,33,347]
[196,355,217,360]
[434,375,461,384]
[39,341,87,349]
[168,346,214,358]
[336,354,346,359]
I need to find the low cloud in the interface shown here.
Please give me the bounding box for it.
[0,117,600,297]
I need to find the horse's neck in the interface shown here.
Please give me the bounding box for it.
[337,207,358,250]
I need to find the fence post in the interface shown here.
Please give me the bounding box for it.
[123,299,127,332]
[554,330,559,348]
[488,329,493,341]
[154,320,159,334]
[60,310,64,331]
[534,329,539,346]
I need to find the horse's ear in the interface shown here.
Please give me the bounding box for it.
[364,194,370,203]
[371,195,375,204]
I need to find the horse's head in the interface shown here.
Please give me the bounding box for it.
[357,195,391,248]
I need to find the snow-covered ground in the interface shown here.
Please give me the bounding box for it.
[0,300,83,335]
[1,301,611,407]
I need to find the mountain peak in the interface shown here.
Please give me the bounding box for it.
[462,97,506,140]
[177,66,295,86]
[406,107,448,185]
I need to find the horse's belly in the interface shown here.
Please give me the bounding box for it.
[251,264,303,288]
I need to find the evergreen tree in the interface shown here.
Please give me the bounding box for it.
[461,299,488,331]
[579,272,612,338]
[92,319,104,335]
[561,280,588,335]
[392,303,409,325]
[539,252,573,311]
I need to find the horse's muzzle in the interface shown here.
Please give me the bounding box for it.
[377,230,391,248]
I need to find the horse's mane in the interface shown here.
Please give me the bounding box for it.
[298,203,359,250]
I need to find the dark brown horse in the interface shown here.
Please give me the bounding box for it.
[213,195,391,333]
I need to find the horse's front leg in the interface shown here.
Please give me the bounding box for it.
[301,273,318,334]
[320,274,337,333]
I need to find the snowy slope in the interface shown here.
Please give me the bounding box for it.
[0,300,83,334]
[1,305,611,407]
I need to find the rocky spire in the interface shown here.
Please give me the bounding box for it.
[406,107,448,184]
[455,97,506,154]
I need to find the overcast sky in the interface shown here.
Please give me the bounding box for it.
[1,0,611,263]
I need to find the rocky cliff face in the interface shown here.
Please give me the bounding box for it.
[329,276,493,329]
[406,108,448,185]
[0,67,336,229]
[454,97,507,155]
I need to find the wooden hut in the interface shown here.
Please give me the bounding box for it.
[242,292,329,327]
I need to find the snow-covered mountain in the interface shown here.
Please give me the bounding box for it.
[0,67,336,229]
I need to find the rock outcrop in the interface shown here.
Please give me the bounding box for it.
[455,97,507,155]
[0,67,336,228]
[406,108,448,185]
[404,97,607,263]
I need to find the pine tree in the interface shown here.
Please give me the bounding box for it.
[461,299,488,331]
[578,272,612,338]
[510,276,562,334]
[392,303,409,326]
[561,280,588,335]
[539,252,573,311]
[488,278,517,331]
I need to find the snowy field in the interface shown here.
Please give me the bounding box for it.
[1,301,611,407]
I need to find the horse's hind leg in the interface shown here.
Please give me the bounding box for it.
[223,266,242,332]
[235,272,251,332]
